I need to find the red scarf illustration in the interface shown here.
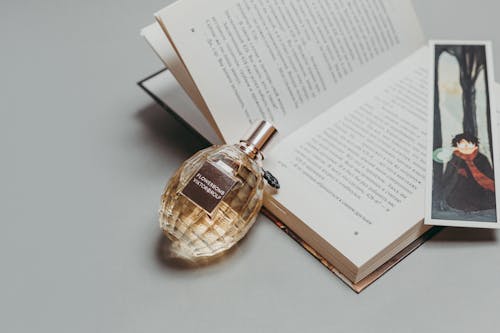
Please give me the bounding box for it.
[454,149,495,192]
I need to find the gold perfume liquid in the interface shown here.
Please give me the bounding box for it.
[159,121,277,260]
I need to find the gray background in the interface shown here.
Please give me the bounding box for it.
[1,1,499,332]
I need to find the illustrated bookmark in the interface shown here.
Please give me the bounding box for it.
[426,41,500,228]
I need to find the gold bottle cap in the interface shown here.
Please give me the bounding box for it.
[239,120,278,159]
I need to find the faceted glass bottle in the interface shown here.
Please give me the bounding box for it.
[159,121,277,260]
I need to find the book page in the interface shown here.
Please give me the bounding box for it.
[266,47,430,267]
[141,23,178,69]
[156,0,424,143]
[141,23,225,141]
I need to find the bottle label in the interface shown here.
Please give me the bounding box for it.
[181,162,237,214]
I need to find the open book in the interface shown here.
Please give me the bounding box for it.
[140,0,500,292]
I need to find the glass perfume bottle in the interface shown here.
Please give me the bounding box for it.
[159,121,278,260]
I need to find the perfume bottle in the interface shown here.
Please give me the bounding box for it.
[159,121,278,260]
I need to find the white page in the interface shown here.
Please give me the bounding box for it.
[156,0,424,143]
[141,23,177,67]
[266,47,430,267]
[142,23,225,141]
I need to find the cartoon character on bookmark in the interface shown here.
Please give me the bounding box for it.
[427,41,500,228]
[441,132,495,212]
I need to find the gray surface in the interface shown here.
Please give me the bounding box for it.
[1,1,500,332]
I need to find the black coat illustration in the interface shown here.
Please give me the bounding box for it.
[442,150,496,212]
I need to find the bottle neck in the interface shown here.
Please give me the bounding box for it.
[238,141,263,160]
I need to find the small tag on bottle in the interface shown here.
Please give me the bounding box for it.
[181,162,237,214]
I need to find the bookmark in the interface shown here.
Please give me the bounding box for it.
[426,41,500,228]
